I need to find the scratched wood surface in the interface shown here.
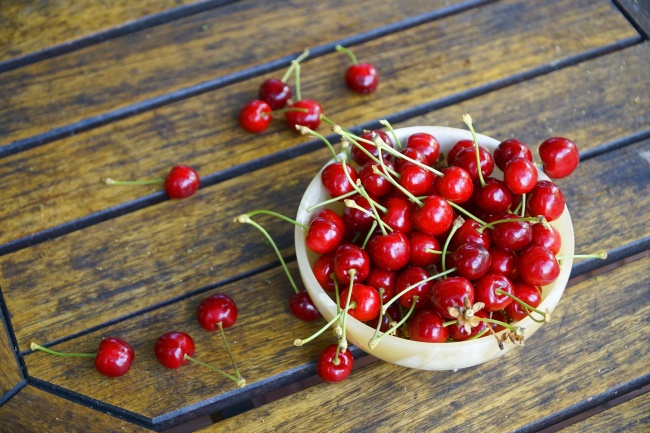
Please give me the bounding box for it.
[0,385,150,433]
[560,392,650,432]
[13,137,650,427]
[2,53,649,355]
[0,0,469,147]
[0,0,642,247]
[0,0,202,62]
[0,313,22,398]
[203,255,650,432]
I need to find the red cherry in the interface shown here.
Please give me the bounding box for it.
[339,283,381,322]
[431,276,474,319]
[517,245,560,286]
[527,180,565,222]
[408,309,449,343]
[312,252,336,292]
[394,266,432,310]
[493,139,532,171]
[334,243,371,284]
[412,195,454,236]
[398,163,434,196]
[453,146,494,182]
[531,223,562,255]
[381,195,414,234]
[447,139,475,165]
[286,99,322,131]
[405,132,440,165]
[359,160,394,197]
[239,99,272,133]
[342,194,375,233]
[345,62,379,93]
[448,310,489,341]
[434,166,474,204]
[367,231,410,272]
[259,78,292,110]
[408,231,442,268]
[94,337,135,377]
[289,288,322,322]
[491,215,533,251]
[165,165,200,199]
[474,273,514,311]
[503,157,538,195]
[393,147,428,171]
[451,219,491,250]
[453,243,491,280]
[321,162,358,198]
[366,303,401,332]
[539,137,580,179]
[154,331,195,369]
[365,267,397,303]
[317,344,354,383]
[488,247,518,280]
[197,294,238,331]
[306,216,344,254]
[473,177,513,215]
[505,283,542,321]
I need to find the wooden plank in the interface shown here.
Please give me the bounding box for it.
[0,385,151,433]
[616,0,650,37]
[23,263,331,427]
[3,117,649,358]
[0,0,643,247]
[0,311,22,398]
[0,0,470,147]
[559,392,650,432]
[0,0,203,62]
[200,256,650,432]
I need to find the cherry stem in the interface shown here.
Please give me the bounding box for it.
[495,289,550,323]
[446,200,487,226]
[520,193,526,218]
[292,60,302,102]
[235,215,299,294]
[361,221,378,249]
[478,317,519,332]
[478,215,545,233]
[469,327,491,340]
[382,267,457,313]
[379,119,402,150]
[339,270,357,352]
[372,133,443,177]
[442,217,464,274]
[369,296,418,350]
[462,114,486,188]
[103,177,163,186]
[335,44,358,65]
[556,252,608,261]
[370,288,386,343]
[371,165,423,207]
[281,48,310,83]
[306,190,356,213]
[183,354,244,387]
[294,311,346,347]
[424,248,445,255]
[344,199,392,236]
[331,126,399,177]
[295,125,338,160]
[217,322,243,380]
[244,209,308,230]
[30,342,95,358]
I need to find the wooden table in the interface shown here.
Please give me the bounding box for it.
[1,0,649,431]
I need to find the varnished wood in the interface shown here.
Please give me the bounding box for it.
[23,263,330,428]
[0,0,201,62]
[616,0,650,37]
[0,312,22,399]
[559,392,650,432]
[0,0,470,147]
[202,256,650,432]
[0,385,150,432]
[0,0,643,247]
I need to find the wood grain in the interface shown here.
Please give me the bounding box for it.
[0,0,202,62]
[0,0,643,247]
[23,263,334,428]
[3,125,649,359]
[0,385,150,433]
[559,392,650,432]
[201,256,650,432]
[0,0,470,147]
[0,312,22,398]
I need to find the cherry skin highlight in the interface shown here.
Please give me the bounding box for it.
[197,294,238,331]
[95,337,135,378]
[165,165,200,199]
[154,331,195,369]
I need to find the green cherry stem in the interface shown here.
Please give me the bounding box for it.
[335,44,358,64]
[556,252,608,261]
[382,267,457,313]
[183,354,245,387]
[446,200,487,226]
[103,177,163,186]
[495,289,550,323]
[30,342,95,358]
[235,214,299,294]
[477,215,546,233]
[306,190,357,213]
[369,296,419,350]
[281,48,310,83]
[370,288,387,343]
[293,307,351,347]
[217,321,244,382]
[296,125,338,160]
[442,217,464,274]
[338,269,357,353]
[361,221,378,249]
[292,60,302,102]
[371,165,423,207]
[378,119,402,150]
[520,193,526,218]
[372,133,443,177]
[243,209,308,230]
[462,114,486,188]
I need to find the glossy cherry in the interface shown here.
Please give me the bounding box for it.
[365,267,397,303]
[539,137,580,179]
[473,177,513,215]
[343,194,375,233]
[317,344,354,383]
[448,310,489,341]
[409,231,442,267]
[306,215,344,254]
[312,252,336,292]
[493,139,532,171]
[430,276,474,319]
[453,242,491,280]
[339,283,381,321]
[453,146,494,182]
[165,165,201,199]
[488,246,518,280]
[474,273,514,311]
[394,266,432,310]
[405,132,440,165]
[447,139,475,165]
[337,45,379,94]
[527,180,565,222]
[491,215,533,251]
[197,294,238,331]
[450,219,491,250]
[334,243,371,284]
[154,331,195,369]
[517,245,560,286]
[259,78,292,110]
[408,309,449,343]
[289,288,322,322]
[350,130,392,165]
[531,223,562,255]
[381,195,414,234]
[239,99,272,133]
[286,99,323,131]
[321,161,358,198]
[505,283,542,321]
[503,157,538,195]
[398,163,434,196]
[435,166,474,204]
[367,231,410,272]
[359,160,394,197]
[413,195,455,236]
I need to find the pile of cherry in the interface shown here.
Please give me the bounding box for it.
[274,115,606,383]
[31,293,246,387]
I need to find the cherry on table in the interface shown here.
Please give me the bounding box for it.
[290,288,322,322]
[154,331,195,369]
[238,99,272,133]
[336,45,379,94]
[103,164,200,199]
[258,49,309,109]
[197,294,238,331]
[317,344,354,383]
[286,98,323,130]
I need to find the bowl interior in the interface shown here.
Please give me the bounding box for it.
[295,126,574,370]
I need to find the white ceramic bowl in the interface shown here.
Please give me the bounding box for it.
[295,126,574,370]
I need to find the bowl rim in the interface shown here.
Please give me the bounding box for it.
[295,126,575,370]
